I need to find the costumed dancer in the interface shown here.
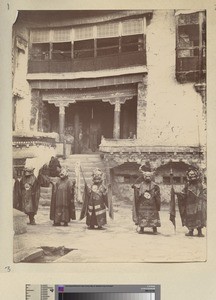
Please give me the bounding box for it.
[80,168,112,230]
[132,164,161,234]
[176,167,206,237]
[50,167,76,226]
[20,167,40,225]
[13,168,22,211]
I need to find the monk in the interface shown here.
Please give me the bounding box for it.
[176,168,207,237]
[80,168,109,230]
[132,164,161,234]
[20,167,40,225]
[50,167,76,226]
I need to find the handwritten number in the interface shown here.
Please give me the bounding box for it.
[4,266,11,272]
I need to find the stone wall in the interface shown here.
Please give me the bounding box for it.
[30,90,51,132]
[13,22,31,132]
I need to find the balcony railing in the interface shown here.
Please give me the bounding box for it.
[176,52,206,83]
[28,50,146,73]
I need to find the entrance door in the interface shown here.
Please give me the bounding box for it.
[67,101,113,154]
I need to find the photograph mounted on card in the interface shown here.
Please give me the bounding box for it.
[12,9,207,263]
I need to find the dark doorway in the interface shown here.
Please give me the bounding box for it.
[65,101,114,153]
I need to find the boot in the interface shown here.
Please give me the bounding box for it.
[63,222,68,227]
[88,225,95,230]
[153,227,158,235]
[53,222,61,226]
[28,213,36,225]
[185,229,194,236]
[138,227,144,234]
[197,227,204,237]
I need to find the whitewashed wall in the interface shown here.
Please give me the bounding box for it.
[141,10,205,147]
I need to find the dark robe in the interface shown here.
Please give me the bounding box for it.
[176,181,207,230]
[50,177,76,223]
[20,174,40,215]
[80,182,108,227]
[13,178,22,211]
[38,165,51,187]
[132,181,161,228]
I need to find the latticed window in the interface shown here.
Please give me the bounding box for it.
[74,26,94,41]
[97,22,119,38]
[31,29,50,43]
[176,11,206,83]
[53,28,71,42]
[122,18,143,36]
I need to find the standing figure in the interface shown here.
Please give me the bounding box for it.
[48,156,61,177]
[50,168,76,226]
[20,167,40,225]
[132,164,161,234]
[13,168,22,211]
[80,168,109,229]
[176,168,207,237]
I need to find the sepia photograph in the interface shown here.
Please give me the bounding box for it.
[12,9,207,263]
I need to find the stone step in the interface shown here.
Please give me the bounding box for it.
[61,162,105,168]
[60,156,103,163]
[40,186,52,193]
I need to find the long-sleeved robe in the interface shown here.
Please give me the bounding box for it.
[133,181,161,228]
[177,181,207,230]
[20,174,40,215]
[80,183,108,227]
[50,177,76,223]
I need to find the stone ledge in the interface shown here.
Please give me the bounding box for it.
[14,247,44,263]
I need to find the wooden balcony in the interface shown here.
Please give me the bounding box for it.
[28,51,146,74]
[176,54,206,83]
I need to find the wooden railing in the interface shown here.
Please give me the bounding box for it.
[28,50,146,73]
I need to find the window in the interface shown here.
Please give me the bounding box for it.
[52,42,71,60]
[31,43,50,60]
[97,37,119,56]
[176,11,206,83]
[74,39,94,58]
[31,29,50,43]
[97,22,119,38]
[74,26,94,41]
[29,17,146,62]
[122,34,144,53]
[122,18,143,36]
[53,28,71,42]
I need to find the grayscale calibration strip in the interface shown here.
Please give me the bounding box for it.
[26,285,160,300]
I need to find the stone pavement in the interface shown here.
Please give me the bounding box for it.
[14,204,206,263]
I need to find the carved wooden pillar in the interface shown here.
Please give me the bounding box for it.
[74,111,80,154]
[113,99,121,139]
[47,101,70,142]
[59,104,65,142]
[102,97,129,139]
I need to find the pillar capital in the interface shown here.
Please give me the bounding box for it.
[48,100,71,109]
[102,96,131,106]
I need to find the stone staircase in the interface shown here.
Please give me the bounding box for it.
[39,154,107,206]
